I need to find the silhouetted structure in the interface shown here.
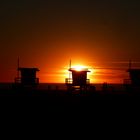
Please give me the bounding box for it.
[15,68,39,86]
[124,61,140,87]
[127,69,140,86]
[65,68,90,91]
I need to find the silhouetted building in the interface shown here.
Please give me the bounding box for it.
[15,68,39,86]
[127,69,140,86]
[65,68,90,91]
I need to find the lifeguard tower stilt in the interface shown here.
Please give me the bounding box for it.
[65,61,90,92]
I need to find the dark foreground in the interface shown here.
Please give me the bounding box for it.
[1,88,140,133]
[0,88,140,111]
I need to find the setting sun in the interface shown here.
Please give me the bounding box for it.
[71,65,87,71]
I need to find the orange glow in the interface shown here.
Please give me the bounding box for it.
[61,64,94,83]
[31,63,126,84]
[71,65,87,71]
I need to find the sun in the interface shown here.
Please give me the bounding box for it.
[72,65,87,71]
[62,63,96,83]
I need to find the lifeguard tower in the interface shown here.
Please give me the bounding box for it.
[14,58,39,87]
[15,68,39,86]
[127,69,140,86]
[126,60,140,86]
[65,61,90,91]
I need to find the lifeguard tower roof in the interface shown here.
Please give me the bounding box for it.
[18,68,39,71]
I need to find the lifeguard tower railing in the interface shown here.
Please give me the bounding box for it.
[15,77,39,85]
[123,79,131,85]
[65,78,90,85]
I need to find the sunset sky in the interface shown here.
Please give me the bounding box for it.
[0,0,140,83]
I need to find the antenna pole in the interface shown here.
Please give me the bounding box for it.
[69,59,71,69]
[69,59,71,79]
[17,57,20,78]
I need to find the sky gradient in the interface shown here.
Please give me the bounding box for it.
[0,0,140,83]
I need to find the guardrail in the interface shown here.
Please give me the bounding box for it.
[123,79,131,85]
[15,77,39,85]
[65,78,90,85]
